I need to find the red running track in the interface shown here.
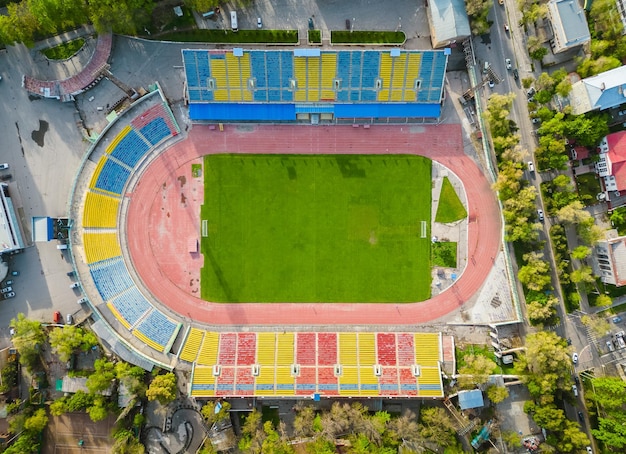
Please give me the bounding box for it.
[126,124,501,326]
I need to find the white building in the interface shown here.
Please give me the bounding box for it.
[592,229,626,286]
[547,0,591,53]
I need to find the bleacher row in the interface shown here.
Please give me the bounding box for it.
[184,330,444,398]
[23,34,113,100]
[183,49,447,104]
[81,102,182,353]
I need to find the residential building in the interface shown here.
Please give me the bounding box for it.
[546,0,591,54]
[592,229,626,286]
[570,65,626,115]
[426,0,471,49]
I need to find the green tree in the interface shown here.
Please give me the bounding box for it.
[558,420,590,452]
[570,245,591,260]
[570,266,595,285]
[293,405,316,438]
[577,55,621,78]
[531,404,565,432]
[486,385,509,404]
[458,354,497,388]
[115,362,146,398]
[593,416,626,450]
[10,313,45,370]
[419,407,458,449]
[261,421,295,454]
[201,400,231,426]
[596,294,612,306]
[86,358,116,394]
[24,408,48,432]
[49,326,87,362]
[146,372,177,405]
[88,0,155,35]
[87,396,109,422]
[518,252,552,291]
[527,297,557,326]
[112,428,145,454]
[184,0,218,13]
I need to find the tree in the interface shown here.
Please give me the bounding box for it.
[261,421,295,454]
[88,0,155,35]
[293,405,316,438]
[146,372,177,405]
[184,0,219,14]
[86,358,116,394]
[518,331,572,398]
[535,72,555,92]
[112,428,145,454]
[484,93,516,138]
[115,362,146,398]
[527,298,557,326]
[388,409,421,444]
[578,218,604,245]
[502,431,521,450]
[24,408,48,432]
[558,420,590,452]
[10,314,45,370]
[577,55,621,78]
[570,265,595,285]
[570,245,591,260]
[596,294,612,306]
[590,377,626,411]
[557,201,589,224]
[458,354,497,388]
[486,385,509,404]
[518,252,552,291]
[581,314,611,338]
[49,326,87,362]
[201,400,231,426]
[419,407,458,449]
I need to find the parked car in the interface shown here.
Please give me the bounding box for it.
[572,384,578,397]
[0,163,8,170]
[3,292,15,299]
[345,19,351,30]
[612,316,622,323]
[504,23,509,32]
[11,271,19,276]
[1,287,12,294]
[572,352,579,364]
[77,297,88,304]
[488,79,495,88]
[69,282,80,289]
[3,280,12,286]
[513,68,519,80]
[528,161,535,173]
[537,209,544,222]
[607,340,615,352]
[586,447,593,454]
[527,87,536,98]
[532,117,541,124]
[53,311,62,324]
[66,313,73,325]
[0,174,11,181]
[578,411,584,422]
[257,17,262,28]
[505,58,512,70]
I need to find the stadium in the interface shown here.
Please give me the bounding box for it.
[68,47,501,400]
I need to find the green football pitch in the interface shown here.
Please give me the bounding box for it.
[200,154,432,303]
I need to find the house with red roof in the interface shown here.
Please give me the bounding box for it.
[596,131,626,201]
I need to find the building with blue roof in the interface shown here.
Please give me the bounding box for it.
[426,0,471,49]
[570,65,626,115]
[183,48,448,123]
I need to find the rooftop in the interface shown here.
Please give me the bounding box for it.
[570,65,626,114]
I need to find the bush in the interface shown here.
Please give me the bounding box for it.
[156,29,298,44]
[308,30,321,43]
[331,30,405,44]
[42,38,85,60]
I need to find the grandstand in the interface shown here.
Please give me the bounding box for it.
[183,331,447,398]
[183,49,448,123]
[78,95,182,356]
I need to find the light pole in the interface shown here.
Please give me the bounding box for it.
[398,17,402,31]
[351,18,355,33]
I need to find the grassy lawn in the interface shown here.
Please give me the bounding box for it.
[435,177,467,223]
[432,242,457,267]
[157,29,298,43]
[191,163,202,178]
[262,406,280,428]
[200,154,432,303]
[308,30,321,43]
[42,38,85,60]
[331,30,405,44]
[575,172,601,207]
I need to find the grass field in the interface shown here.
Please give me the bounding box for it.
[435,177,467,223]
[200,154,432,303]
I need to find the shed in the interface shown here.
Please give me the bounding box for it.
[458,389,484,410]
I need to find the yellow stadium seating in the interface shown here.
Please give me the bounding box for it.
[106,302,131,329]
[191,366,215,396]
[380,54,393,89]
[391,54,407,88]
[197,331,219,366]
[133,329,163,352]
[414,333,441,367]
[321,53,336,100]
[358,333,376,366]
[105,125,132,155]
[211,60,229,101]
[276,366,295,395]
[404,53,421,102]
[83,192,120,228]
[419,367,442,385]
[226,54,242,88]
[339,333,358,366]
[359,367,379,396]
[257,333,276,366]
[180,328,205,363]
[339,367,359,396]
[294,57,307,101]
[276,332,294,366]
[307,57,320,101]
[83,232,121,264]
[240,53,253,101]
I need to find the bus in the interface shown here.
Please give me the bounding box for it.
[230,11,238,32]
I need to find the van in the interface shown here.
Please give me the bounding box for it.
[57,244,68,250]
[230,11,238,32]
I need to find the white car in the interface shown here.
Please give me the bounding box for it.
[3,292,15,299]
[77,297,88,304]
[257,17,262,28]
[488,79,495,88]
[69,282,80,289]
[528,161,535,173]
[537,209,544,222]
[0,286,12,293]
[505,58,512,70]
[586,447,593,454]
[0,163,8,170]
[572,352,579,364]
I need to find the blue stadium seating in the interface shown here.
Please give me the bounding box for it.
[267,52,281,88]
[95,159,131,195]
[110,129,150,167]
[89,257,134,301]
[280,52,293,89]
[111,287,152,327]
[135,310,178,347]
[251,52,267,88]
[361,51,380,89]
[140,117,172,146]
[183,50,199,87]
[336,52,351,102]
